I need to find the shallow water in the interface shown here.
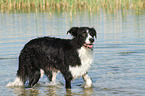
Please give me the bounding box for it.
[0,10,145,95]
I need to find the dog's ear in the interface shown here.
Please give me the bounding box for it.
[67,27,79,37]
[91,27,97,38]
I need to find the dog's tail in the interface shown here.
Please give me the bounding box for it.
[6,76,24,87]
[6,54,29,87]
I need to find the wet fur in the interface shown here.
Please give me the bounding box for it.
[7,27,96,89]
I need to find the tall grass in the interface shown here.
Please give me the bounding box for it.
[0,0,144,13]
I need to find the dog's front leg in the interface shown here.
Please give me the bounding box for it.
[65,79,72,89]
[63,72,73,89]
[82,73,92,88]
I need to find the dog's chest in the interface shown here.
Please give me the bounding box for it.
[69,47,93,78]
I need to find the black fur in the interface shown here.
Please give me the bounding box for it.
[16,27,96,89]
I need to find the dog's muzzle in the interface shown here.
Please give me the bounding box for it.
[83,44,93,49]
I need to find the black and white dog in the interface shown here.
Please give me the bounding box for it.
[7,27,97,89]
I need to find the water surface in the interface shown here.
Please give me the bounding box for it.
[0,10,145,95]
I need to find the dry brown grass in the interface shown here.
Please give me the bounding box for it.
[0,0,144,13]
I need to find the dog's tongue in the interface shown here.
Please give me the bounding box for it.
[84,44,93,49]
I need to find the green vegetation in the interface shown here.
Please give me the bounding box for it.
[0,0,144,13]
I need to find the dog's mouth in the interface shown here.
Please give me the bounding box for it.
[83,43,93,49]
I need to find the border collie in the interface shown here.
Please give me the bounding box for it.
[7,27,97,89]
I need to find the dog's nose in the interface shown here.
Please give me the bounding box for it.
[89,38,94,43]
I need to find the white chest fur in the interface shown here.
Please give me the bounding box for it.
[69,47,93,78]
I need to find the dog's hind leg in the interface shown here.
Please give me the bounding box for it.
[27,70,40,88]
[51,71,57,82]
[45,71,57,82]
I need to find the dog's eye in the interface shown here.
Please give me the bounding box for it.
[89,32,95,37]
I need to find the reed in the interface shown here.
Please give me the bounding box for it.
[0,0,144,13]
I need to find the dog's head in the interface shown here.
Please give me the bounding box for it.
[67,27,97,49]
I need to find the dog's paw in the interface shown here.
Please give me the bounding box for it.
[83,80,92,88]
[82,82,92,88]
[84,83,92,88]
